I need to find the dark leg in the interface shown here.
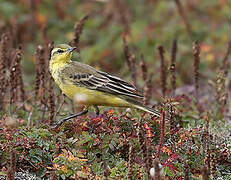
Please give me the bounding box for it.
[54,109,88,128]
[94,105,100,115]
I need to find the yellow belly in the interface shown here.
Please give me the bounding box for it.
[60,83,130,107]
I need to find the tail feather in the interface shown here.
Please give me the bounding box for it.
[133,104,170,120]
[123,97,168,119]
[133,104,161,117]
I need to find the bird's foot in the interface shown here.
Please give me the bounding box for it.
[52,109,88,129]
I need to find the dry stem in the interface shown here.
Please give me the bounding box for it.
[71,15,89,52]
[122,34,137,86]
[193,41,200,102]
[170,39,177,96]
[158,46,167,97]
[174,0,192,35]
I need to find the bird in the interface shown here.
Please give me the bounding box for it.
[49,44,162,126]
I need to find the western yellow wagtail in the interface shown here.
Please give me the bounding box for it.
[49,44,162,126]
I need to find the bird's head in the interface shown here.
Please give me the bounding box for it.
[50,44,76,64]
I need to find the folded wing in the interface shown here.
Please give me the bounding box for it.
[66,69,143,99]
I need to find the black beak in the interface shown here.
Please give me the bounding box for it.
[68,47,76,52]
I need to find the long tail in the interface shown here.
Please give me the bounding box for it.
[133,104,162,117]
[124,98,168,119]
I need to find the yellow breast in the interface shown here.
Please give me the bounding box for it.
[59,83,130,107]
[50,61,130,107]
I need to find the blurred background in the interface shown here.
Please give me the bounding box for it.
[1,0,231,94]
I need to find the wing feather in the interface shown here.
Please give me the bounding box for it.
[61,62,143,99]
[67,72,143,99]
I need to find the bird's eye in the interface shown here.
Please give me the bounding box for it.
[57,49,64,53]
